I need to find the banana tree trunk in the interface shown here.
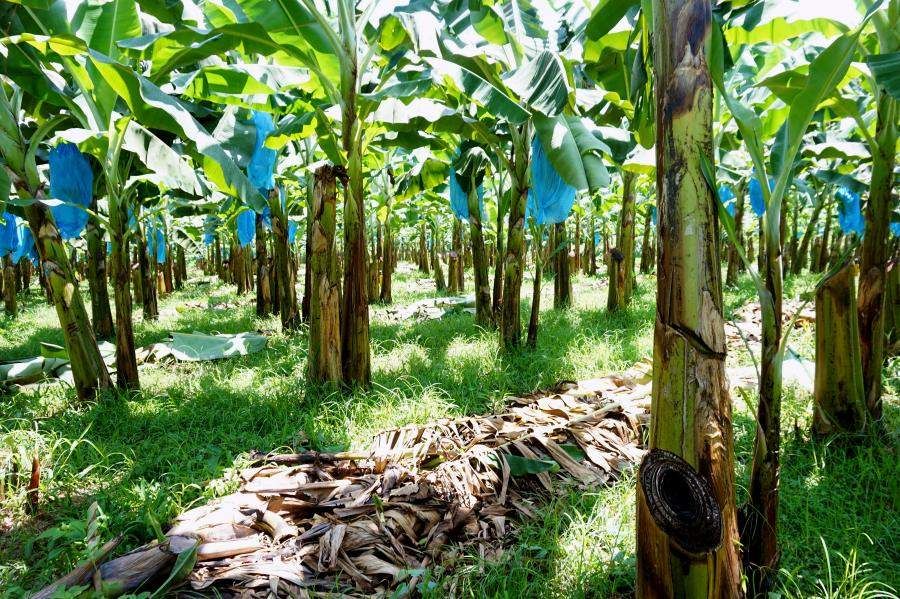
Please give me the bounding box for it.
[85,200,114,340]
[885,256,898,348]
[255,213,272,317]
[816,207,832,272]
[468,187,492,326]
[235,242,247,295]
[214,237,223,281]
[3,255,16,316]
[636,1,742,597]
[726,183,745,285]
[302,182,313,323]
[270,191,299,332]
[756,218,765,274]
[500,127,530,351]
[492,205,505,317]
[449,219,462,293]
[23,202,112,398]
[21,260,31,291]
[745,198,785,594]
[339,45,372,388]
[380,220,393,304]
[639,210,652,275]
[792,194,825,275]
[573,215,581,274]
[813,263,866,435]
[858,90,897,423]
[108,202,139,390]
[418,222,429,274]
[308,165,342,385]
[786,196,799,275]
[617,171,636,303]
[526,234,543,349]
[174,245,185,290]
[607,248,624,313]
[432,233,446,293]
[137,225,158,321]
[554,222,571,309]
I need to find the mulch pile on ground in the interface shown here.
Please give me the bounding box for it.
[36,367,652,598]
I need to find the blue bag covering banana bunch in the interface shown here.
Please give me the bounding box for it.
[835,186,865,237]
[527,138,575,225]
[48,143,93,239]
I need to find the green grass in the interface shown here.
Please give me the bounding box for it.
[0,266,896,597]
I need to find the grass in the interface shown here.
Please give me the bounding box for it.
[0,265,897,597]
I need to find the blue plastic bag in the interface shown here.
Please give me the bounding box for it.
[718,185,736,216]
[49,143,93,240]
[835,186,865,237]
[890,222,900,238]
[0,211,20,257]
[146,222,167,264]
[527,138,575,226]
[12,223,37,265]
[203,232,215,246]
[155,228,166,264]
[748,176,773,217]
[288,220,298,244]
[649,205,657,227]
[236,208,256,247]
[248,111,277,194]
[448,159,484,222]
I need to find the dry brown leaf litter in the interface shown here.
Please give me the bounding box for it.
[38,366,653,598]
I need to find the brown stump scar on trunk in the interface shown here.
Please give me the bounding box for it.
[640,448,722,556]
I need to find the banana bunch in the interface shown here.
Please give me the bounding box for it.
[0,83,26,178]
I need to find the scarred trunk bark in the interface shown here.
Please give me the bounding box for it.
[308,165,342,385]
[636,2,742,597]
[339,79,371,387]
[500,128,530,351]
[813,263,866,436]
[109,202,139,390]
[23,201,112,398]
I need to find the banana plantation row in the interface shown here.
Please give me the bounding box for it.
[0,0,897,597]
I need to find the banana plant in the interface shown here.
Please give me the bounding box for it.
[411,1,610,350]
[0,81,111,400]
[708,5,884,593]
[2,0,269,390]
